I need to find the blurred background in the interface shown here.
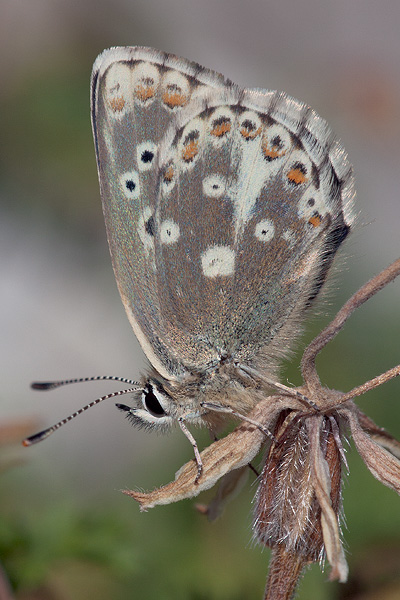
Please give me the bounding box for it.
[1,1,399,598]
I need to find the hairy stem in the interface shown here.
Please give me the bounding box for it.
[264,546,307,600]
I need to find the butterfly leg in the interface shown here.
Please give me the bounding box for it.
[201,401,276,442]
[178,418,203,483]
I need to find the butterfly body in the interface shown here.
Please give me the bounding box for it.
[90,47,354,434]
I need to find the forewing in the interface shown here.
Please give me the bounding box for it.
[91,47,232,379]
[151,88,354,370]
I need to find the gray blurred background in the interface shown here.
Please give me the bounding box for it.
[1,1,400,599]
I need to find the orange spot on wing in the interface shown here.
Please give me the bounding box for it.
[287,168,308,185]
[240,125,262,139]
[163,90,187,108]
[262,138,286,160]
[182,141,198,162]
[211,121,231,137]
[135,84,155,102]
[308,214,322,227]
[164,165,174,182]
[109,96,125,112]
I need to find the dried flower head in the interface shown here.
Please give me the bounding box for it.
[125,259,400,599]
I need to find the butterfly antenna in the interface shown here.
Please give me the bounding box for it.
[31,375,140,390]
[23,386,140,446]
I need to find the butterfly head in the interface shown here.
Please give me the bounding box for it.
[116,371,212,432]
[116,378,180,431]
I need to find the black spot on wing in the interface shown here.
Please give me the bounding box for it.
[141,149,154,164]
[145,215,155,236]
[126,180,136,192]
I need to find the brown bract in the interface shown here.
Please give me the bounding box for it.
[124,259,400,599]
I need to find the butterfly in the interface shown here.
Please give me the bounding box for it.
[24,47,354,476]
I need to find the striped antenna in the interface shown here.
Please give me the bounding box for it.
[23,384,141,446]
[31,375,140,391]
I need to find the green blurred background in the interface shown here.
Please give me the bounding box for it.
[1,1,399,598]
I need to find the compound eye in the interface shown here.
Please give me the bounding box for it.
[142,385,166,417]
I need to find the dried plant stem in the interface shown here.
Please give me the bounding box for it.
[264,546,307,600]
[301,258,400,393]
[337,363,400,405]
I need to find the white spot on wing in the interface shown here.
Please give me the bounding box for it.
[178,117,205,170]
[229,118,298,241]
[208,106,234,145]
[297,189,327,220]
[160,148,177,195]
[160,220,180,245]
[284,150,312,188]
[201,246,235,278]
[104,63,133,118]
[203,174,227,198]
[239,110,262,140]
[255,220,275,242]
[161,70,190,109]
[120,170,140,199]
[162,70,190,91]
[132,62,160,104]
[138,206,155,254]
[230,121,268,237]
[262,123,292,162]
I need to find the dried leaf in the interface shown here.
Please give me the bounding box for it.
[309,417,348,582]
[124,397,286,510]
[343,409,400,495]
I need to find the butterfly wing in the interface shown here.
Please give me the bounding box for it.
[92,47,354,379]
[151,88,354,372]
[91,47,233,380]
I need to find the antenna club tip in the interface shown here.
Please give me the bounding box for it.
[31,382,55,390]
[22,430,50,445]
